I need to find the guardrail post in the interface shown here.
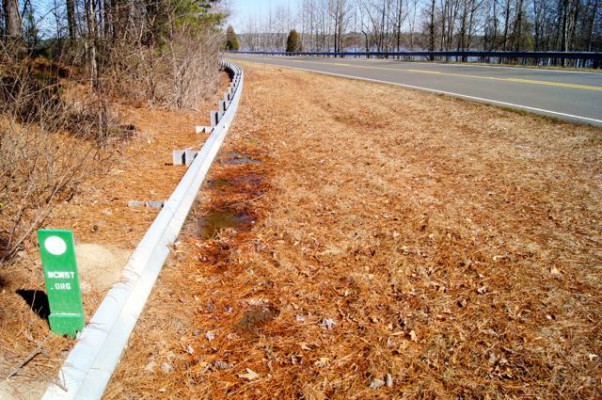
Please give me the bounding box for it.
[173,150,186,166]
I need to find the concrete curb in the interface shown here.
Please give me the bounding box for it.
[42,61,244,400]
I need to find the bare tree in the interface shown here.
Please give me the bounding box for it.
[3,0,21,38]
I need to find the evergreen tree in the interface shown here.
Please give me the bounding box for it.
[225,25,240,50]
[286,29,301,52]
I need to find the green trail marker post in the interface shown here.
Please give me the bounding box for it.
[38,229,85,338]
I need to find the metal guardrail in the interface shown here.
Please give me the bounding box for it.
[42,60,244,400]
[230,50,602,67]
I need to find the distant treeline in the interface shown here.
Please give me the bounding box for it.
[237,0,601,53]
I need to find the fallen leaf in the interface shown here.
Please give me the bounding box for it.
[409,330,418,342]
[238,368,260,381]
[550,266,562,278]
[370,379,385,389]
[161,362,173,373]
[300,343,315,351]
[213,361,233,370]
[315,357,330,368]
[319,318,337,330]
[144,360,157,373]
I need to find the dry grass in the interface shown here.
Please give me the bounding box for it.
[104,63,602,399]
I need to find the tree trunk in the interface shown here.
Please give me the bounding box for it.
[66,0,76,41]
[584,0,600,50]
[396,0,403,51]
[3,0,21,39]
[85,0,99,89]
[513,0,524,50]
[502,0,511,50]
[428,0,436,57]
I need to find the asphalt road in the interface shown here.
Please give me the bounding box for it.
[228,54,602,126]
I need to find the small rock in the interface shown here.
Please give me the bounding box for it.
[205,331,216,341]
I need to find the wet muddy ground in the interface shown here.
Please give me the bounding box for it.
[196,155,263,239]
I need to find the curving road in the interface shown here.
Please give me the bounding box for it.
[228,54,602,126]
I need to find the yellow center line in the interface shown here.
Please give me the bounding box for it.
[242,56,602,92]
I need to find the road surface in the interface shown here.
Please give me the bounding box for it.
[228,54,602,126]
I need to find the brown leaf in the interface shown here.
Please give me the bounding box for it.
[238,368,260,381]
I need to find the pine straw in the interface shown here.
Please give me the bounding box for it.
[107,63,601,399]
[0,74,231,398]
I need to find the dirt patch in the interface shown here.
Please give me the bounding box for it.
[76,244,131,294]
[107,63,601,399]
[0,381,46,400]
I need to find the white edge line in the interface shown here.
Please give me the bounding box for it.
[238,54,600,75]
[232,58,602,126]
[42,61,244,400]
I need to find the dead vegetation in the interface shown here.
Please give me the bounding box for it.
[106,62,601,399]
[0,67,231,398]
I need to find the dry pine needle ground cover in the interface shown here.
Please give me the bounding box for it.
[105,62,602,399]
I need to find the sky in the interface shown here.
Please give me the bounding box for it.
[228,0,301,32]
[32,0,297,36]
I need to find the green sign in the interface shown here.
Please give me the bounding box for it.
[38,229,85,338]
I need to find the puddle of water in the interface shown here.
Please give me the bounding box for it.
[220,152,261,165]
[199,210,254,239]
[231,174,264,187]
